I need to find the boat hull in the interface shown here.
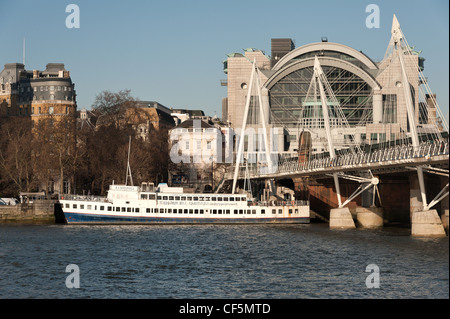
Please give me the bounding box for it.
[63,212,309,224]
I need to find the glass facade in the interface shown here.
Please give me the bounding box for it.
[269,65,373,128]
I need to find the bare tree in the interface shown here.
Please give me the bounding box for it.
[0,117,34,195]
[92,89,139,128]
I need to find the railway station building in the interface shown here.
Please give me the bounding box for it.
[221,37,439,155]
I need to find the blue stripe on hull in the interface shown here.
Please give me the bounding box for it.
[63,212,309,224]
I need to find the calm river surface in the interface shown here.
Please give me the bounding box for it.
[0,223,448,299]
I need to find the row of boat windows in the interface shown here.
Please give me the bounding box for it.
[140,194,247,202]
[66,203,300,215]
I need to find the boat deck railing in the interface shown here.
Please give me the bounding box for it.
[59,194,108,202]
[250,200,309,207]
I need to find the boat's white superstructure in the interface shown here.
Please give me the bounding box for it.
[59,182,309,224]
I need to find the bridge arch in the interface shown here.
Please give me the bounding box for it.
[272,42,379,71]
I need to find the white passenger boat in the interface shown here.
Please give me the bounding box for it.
[59,182,310,224]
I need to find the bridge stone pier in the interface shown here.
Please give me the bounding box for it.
[440,177,449,232]
[355,183,384,228]
[329,207,355,229]
[356,207,384,228]
[409,174,447,237]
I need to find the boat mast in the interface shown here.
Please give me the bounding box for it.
[125,136,134,186]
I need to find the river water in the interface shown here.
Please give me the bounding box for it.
[0,223,448,299]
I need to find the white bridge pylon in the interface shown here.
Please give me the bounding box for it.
[232,59,273,194]
[311,56,379,208]
[389,14,449,211]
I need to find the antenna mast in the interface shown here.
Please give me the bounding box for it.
[23,38,25,65]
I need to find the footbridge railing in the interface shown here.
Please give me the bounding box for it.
[225,139,449,180]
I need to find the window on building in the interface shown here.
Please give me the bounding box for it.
[371,133,378,143]
[382,94,397,123]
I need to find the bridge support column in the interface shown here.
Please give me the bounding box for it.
[329,207,355,229]
[440,177,449,232]
[412,210,446,237]
[410,175,446,237]
[409,174,423,217]
[442,209,449,233]
[356,207,384,228]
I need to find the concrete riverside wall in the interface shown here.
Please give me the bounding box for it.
[0,200,56,223]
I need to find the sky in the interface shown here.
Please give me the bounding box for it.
[0,0,448,121]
